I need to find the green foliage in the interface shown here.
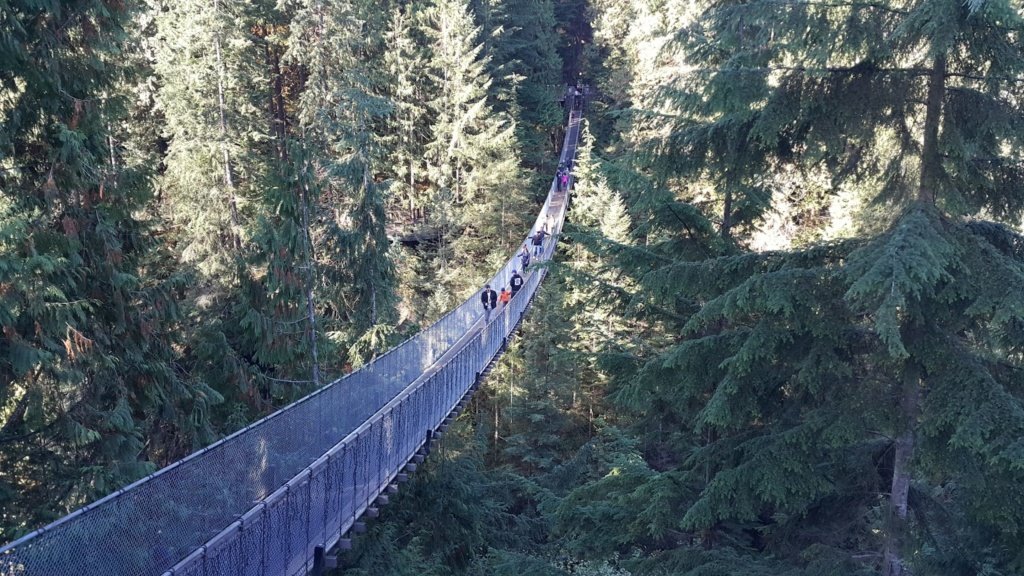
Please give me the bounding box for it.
[553,427,670,558]
[844,207,958,358]
[376,0,537,318]
[153,0,268,282]
[550,1,1024,574]
[608,204,1024,572]
[472,0,565,169]
[152,0,311,420]
[626,545,871,576]
[339,421,545,574]
[343,1,1024,573]
[6,3,1024,576]
[0,0,221,538]
[381,6,431,225]
[472,550,569,576]
[289,0,398,343]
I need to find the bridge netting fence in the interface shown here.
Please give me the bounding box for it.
[0,108,582,576]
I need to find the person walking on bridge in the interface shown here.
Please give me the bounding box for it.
[532,228,548,257]
[499,287,511,308]
[519,245,531,270]
[481,284,498,323]
[510,270,524,298]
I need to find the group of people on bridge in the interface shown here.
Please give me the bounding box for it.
[480,82,583,324]
[557,161,572,193]
[561,81,586,112]
[481,217,554,323]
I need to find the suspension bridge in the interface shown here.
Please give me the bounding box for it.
[0,100,584,576]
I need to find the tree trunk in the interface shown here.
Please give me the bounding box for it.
[882,53,945,575]
[493,400,500,451]
[370,288,378,326]
[721,186,733,240]
[409,161,415,223]
[268,41,288,162]
[363,162,379,328]
[299,150,321,387]
[107,131,117,173]
[212,0,241,252]
[0,395,29,437]
[918,54,946,204]
[883,362,920,576]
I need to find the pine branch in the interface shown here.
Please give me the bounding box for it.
[0,426,52,446]
[684,66,1024,84]
[253,373,317,386]
[717,0,1024,33]
[750,0,908,14]
[666,203,715,258]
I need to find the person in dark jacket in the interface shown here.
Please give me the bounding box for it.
[532,228,548,256]
[519,245,531,270]
[510,270,524,298]
[481,284,498,322]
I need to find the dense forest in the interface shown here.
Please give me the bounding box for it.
[2,0,1024,575]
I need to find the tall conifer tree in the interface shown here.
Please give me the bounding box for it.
[421,0,495,264]
[473,0,565,168]
[153,0,326,417]
[382,6,431,228]
[416,0,532,309]
[613,1,1024,573]
[0,0,219,537]
[289,0,398,361]
[153,0,267,281]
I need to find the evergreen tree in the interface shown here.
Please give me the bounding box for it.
[381,6,431,228]
[0,0,218,538]
[416,0,533,311]
[339,422,539,575]
[552,0,591,82]
[548,121,633,446]
[421,0,494,271]
[472,0,565,169]
[154,0,329,418]
[289,0,398,362]
[153,0,267,282]
[610,1,1024,574]
[154,0,263,418]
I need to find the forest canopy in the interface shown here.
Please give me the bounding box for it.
[3,1,1024,576]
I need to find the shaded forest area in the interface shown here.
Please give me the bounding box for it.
[3,1,1024,576]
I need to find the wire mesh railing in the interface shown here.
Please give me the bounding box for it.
[0,107,582,576]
